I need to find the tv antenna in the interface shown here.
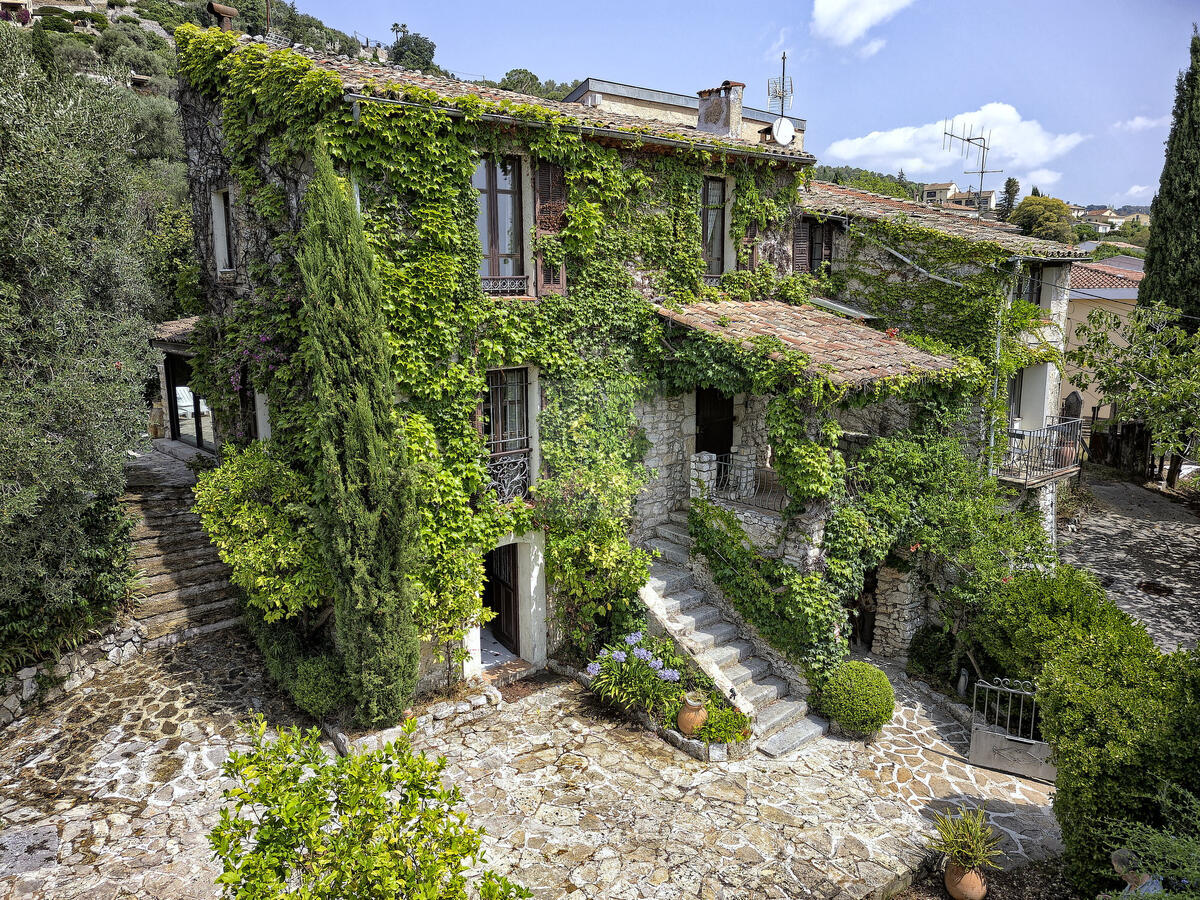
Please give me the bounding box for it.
[767,52,793,117]
[942,119,1003,217]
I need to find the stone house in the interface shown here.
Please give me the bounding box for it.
[162,27,1085,712]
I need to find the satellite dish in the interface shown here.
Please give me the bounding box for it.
[771,116,795,147]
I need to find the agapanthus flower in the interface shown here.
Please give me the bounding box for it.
[657,668,681,682]
[610,650,627,663]
[648,658,663,671]
[624,631,643,645]
[632,647,652,662]
[599,647,610,657]
[585,662,601,677]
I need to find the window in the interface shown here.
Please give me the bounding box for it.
[1007,369,1024,428]
[792,217,833,274]
[475,156,524,294]
[482,368,531,501]
[1019,263,1043,307]
[701,176,726,278]
[166,354,214,449]
[210,190,234,273]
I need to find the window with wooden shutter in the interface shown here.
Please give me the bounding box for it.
[820,222,834,267]
[535,160,567,296]
[475,156,525,295]
[792,219,811,273]
[739,221,759,271]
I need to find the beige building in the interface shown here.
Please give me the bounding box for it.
[922,182,958,204]
[1061,261,1142,418]
[563,77,806,149]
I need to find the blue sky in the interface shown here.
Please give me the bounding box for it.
[300,0,1196,207]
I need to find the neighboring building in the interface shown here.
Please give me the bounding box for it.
[1126,212,1151,227]
[562,76,806,149]
[1074,239,1145,255]
[0,0,31,22]
[1062,261,1143,418]
[165,30,1085,711]
[1084,213,1115,233]
[922,182,958,204]
[944,189,996,211]
[1067,203,1088,219]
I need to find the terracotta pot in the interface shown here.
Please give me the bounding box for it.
[944,863,987,900]
[676,691,708,736]
[1055,444,1077,467]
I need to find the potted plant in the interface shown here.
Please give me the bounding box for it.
[927,805,1003,900]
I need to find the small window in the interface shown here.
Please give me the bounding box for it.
[1007,370,1024,427]
[210,190,234,273]
[701,176,726,277]
[476,156,524,290]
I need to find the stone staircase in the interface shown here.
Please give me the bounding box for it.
[640,508,828,758]
[123,451,241,644]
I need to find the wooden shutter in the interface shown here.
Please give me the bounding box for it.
[739,221,759,271]
[535,161,567,296]
[792,218,810,273]
[821,223,833,265]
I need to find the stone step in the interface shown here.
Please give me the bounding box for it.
[133,543,223,576]
[656,587,707,617]
[758,716,828,757]
[130,530,214,561]
[668,509,689,528]
[139,597,241,642]
[646,562,693,597]
[129,510,203,537]
[720,655,770,686]
[753,697,809,737]
[670,604,722,633]
[702,640,755,668]
[682,619,739,651]
[136,579,236,619]
[654,522,690,546]
[139,561,231,597]
[121,488,196,506]
[647,538,689,566]
[738,675,789,709]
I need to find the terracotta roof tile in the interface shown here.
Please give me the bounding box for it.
[801,182,1087,259]
[152,316,200,345]
[1070,262,1144,290]
[290,48,815,162]
[657,299,957,387]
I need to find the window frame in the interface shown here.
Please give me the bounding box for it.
[476,156,525,281]
[701,175,727,278]
[210,189,234,274]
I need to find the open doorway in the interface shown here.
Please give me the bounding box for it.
[481,544,520,671]
[696,387,734,457]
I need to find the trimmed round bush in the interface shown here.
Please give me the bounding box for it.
[819,661,895,734]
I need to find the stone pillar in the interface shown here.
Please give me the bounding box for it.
[691,451,718,499]
[871,565,925,659]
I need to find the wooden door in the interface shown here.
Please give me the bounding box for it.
[695,388,734,457]
[483,544,520,656]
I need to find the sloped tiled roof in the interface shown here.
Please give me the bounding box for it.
[799,182,1087,259]
[1070,262,1144,291]
[657,299,957,387]
[925,182,956,190]
[289,47,815,163]
[152,316,200,347]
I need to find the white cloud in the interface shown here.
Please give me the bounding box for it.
[825,103,1089,179]
[1025,168,1062,187]
[811,0,917,46]
[764,26,793,62]
[1113,115,1170,132]
[1125,184,1152,197]
[857,38,886,58]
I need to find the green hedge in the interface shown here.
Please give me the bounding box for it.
[816,660,895,735]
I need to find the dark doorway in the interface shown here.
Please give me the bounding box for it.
[483,544,520,656]
[695,388,734,457]
[1061,390,1083,420]
[164,354,214,449]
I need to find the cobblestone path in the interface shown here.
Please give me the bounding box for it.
[0,633,309,900]
[1,635,1061,899]
[1060,472,1200,651]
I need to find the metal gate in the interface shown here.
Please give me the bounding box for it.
[969,678,1056,783]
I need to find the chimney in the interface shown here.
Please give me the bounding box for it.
[206,2,238,31]
[696,81,745,139]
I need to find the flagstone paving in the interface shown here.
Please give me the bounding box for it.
[0,631,1062,899]
[1060,471,1200,651]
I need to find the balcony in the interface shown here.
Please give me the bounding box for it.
[997,417,1083,487]
[482,274,529,297]
[701,274,722,288]
[484,368,531,502]
[693,452,789,513]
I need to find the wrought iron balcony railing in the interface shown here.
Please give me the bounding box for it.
[701,274,723,288]
[997,416,1083,487]
[481,274,530,296]
[694,452,789,512]
[486,447,531,502]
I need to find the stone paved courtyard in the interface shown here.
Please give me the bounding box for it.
[0,632,1061,899]
[1060,470,1200,651]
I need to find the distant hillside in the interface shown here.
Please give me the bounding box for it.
[811,165,919,202]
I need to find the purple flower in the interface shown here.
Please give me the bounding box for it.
[259,334,271,343]
[648,658,663,671]
[598,647,609,657]
[585,662,601,677]
[657,668,680,682]
[610,650,627,663]
[632,647,652,662]
[624,631,643,645]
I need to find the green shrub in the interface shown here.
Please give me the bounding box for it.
[817,660,896,735]
[1038,631,1200,893]
[242,603,350,720]
[209,717,530,899]
[973,566,1145,680]
[291,654,352,720]
[1107,786,1200,897]
[36,13,73,31]
[192,442,332,623]
[696,700,752,744]
[906,623,957,682]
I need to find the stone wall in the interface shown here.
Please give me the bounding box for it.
[870,565,926,659]
[633,391,694,541]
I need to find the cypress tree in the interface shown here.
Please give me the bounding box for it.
[1141,26,1200,325]
[297,148,421,726]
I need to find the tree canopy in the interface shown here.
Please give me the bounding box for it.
[997,177,1020,221]
[1007,195,1075,243]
